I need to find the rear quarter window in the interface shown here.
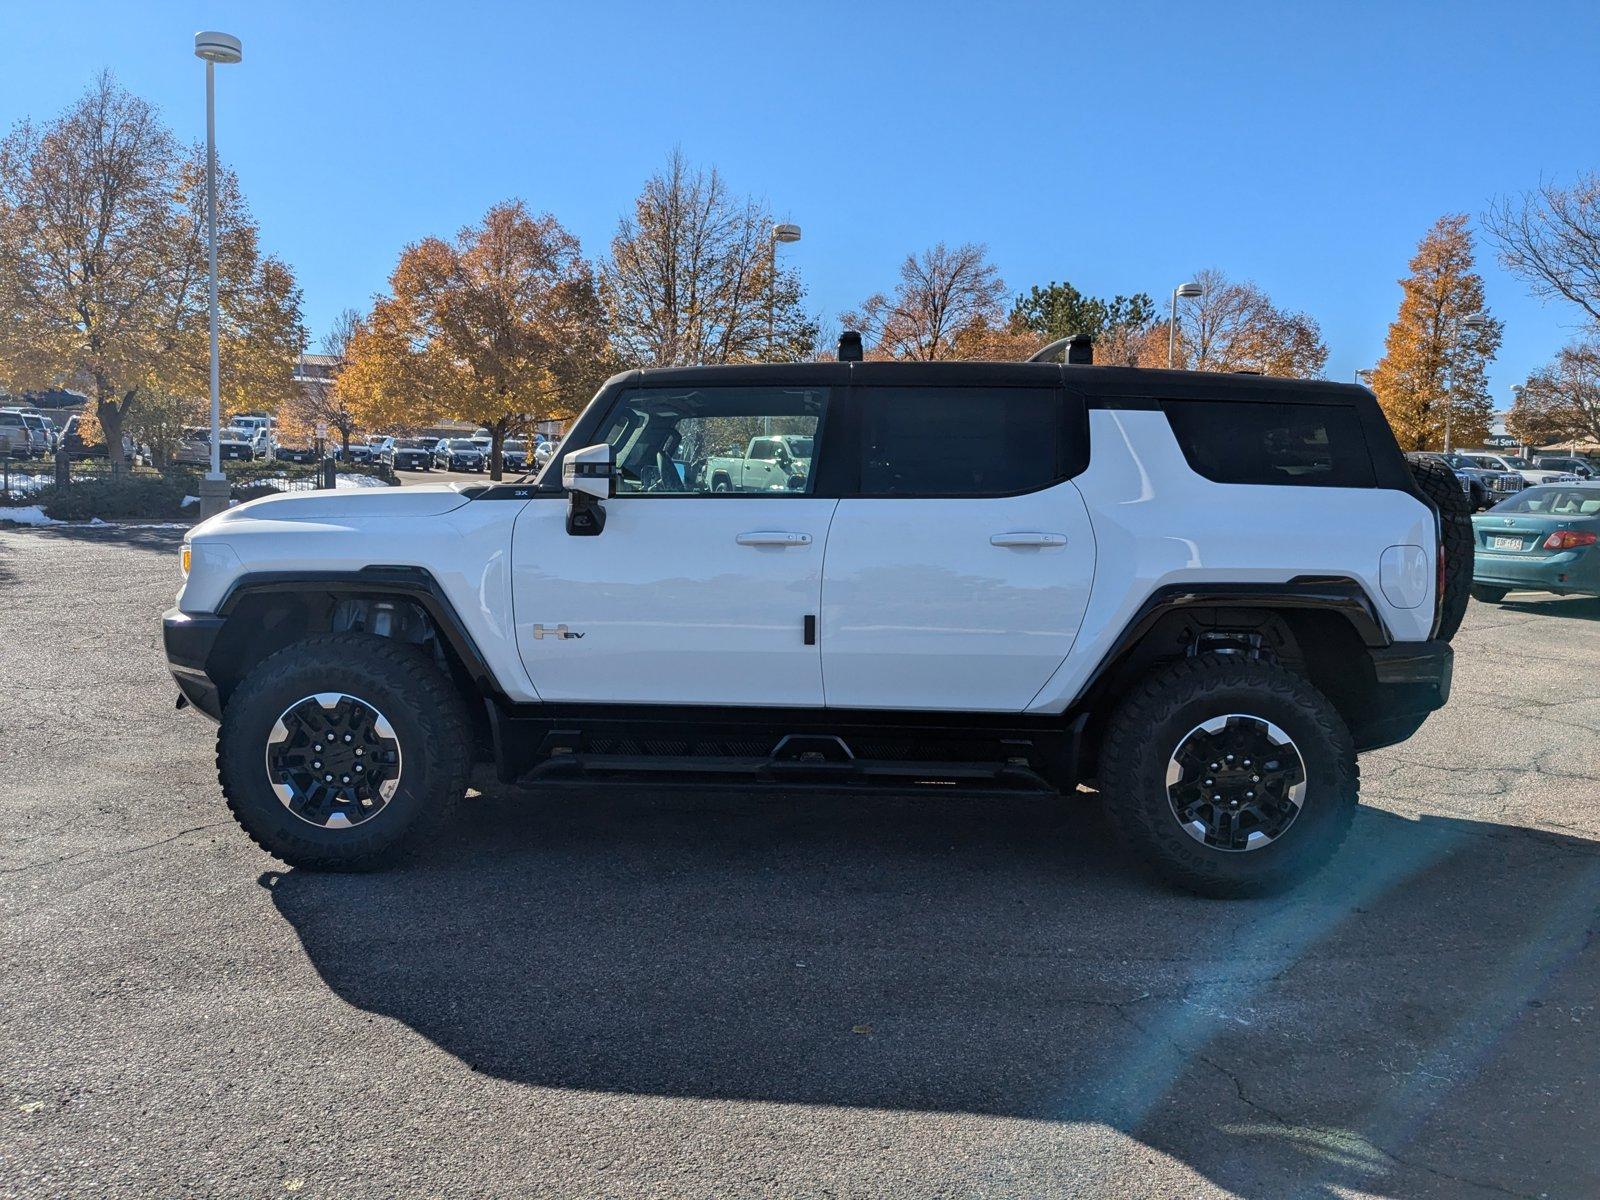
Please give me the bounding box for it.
[1162,399,1376,488]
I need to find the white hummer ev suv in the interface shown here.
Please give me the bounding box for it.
[165,344,1468,896]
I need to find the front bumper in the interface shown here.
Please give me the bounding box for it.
[1351,640,1453,752]
[163,608,226,720]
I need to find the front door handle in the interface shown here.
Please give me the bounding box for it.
[736,531,813,547]
[990,532,1067,548]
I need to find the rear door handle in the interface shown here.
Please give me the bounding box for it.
[990,532,1067,548]
[736,531,813,547]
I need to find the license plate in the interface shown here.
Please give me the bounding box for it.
[1489,535,1523,551]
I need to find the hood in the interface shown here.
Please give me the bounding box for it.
[193,482,476,533]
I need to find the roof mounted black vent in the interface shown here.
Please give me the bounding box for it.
[1025,333,1094,365]
[837,330,864,362]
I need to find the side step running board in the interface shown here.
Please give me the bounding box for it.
[521,752,1055,791]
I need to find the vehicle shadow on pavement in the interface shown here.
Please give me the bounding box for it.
[263,788,1600,1199]
[1487,595,1600,622]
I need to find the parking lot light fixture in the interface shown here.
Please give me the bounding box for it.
[194,31,242,518]
[1445,314,1493,452]
[768,223,802,361]
[1169,281,1203,369]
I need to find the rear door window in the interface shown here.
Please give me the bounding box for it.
[854,386,1071,497]
[1162,399,1376,488]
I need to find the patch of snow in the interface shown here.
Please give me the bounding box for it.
[335,473,390,489]
[0,505,62,526]
[182,495,199,507]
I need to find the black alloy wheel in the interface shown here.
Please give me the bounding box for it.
[265,693,403,829]
[1165,713,1307,851]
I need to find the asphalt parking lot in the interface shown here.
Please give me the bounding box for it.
[3,524,1598,1199]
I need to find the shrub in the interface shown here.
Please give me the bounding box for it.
[36,474,195,521]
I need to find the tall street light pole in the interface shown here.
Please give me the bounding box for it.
[768,223,802,359]
[1446,313,1492,454]
[194,31,242,520]
[1168,281,1202,369]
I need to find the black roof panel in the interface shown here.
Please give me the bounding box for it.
[616,360,1369,403]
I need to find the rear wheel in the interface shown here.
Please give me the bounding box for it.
[1099,655,1358,897]
[217,633,471,870]
[1407,456,1472,642]
[1471,584,1509,603]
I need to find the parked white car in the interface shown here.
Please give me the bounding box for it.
[230,415,276,460]
[702,434,813,492]
[1463,450,1577,486]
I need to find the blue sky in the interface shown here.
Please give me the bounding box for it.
[5,0,1598,402]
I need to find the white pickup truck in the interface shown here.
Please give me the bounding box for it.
[704,434,812,493]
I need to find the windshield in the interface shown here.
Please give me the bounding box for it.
[1501,455,1532,468]
[1490,486,1600,515]
[398,439,432,449]
[505,441,527,452]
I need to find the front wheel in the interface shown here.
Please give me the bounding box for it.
[217,633,471,870]
[1098,655,1357,897]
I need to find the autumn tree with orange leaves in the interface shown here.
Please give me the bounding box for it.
[341,202,612,479]
[0,75,304,470]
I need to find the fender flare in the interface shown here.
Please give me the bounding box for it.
[216,566,508,701]
[1072,576,1390,708]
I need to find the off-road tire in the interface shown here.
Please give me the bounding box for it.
[1471,584,1509,604]
[1407,456,1472,641]
[217,633,471,870]
[1099,655,1358,898]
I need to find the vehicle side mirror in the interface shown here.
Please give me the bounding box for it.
[563,443,614,536]
[562,443,616,501]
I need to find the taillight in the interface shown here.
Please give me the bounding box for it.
[1543,530,1599,551]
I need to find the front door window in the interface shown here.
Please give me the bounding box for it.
[595,386,827,496]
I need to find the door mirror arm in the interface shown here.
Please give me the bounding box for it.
[566,491,606,536]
